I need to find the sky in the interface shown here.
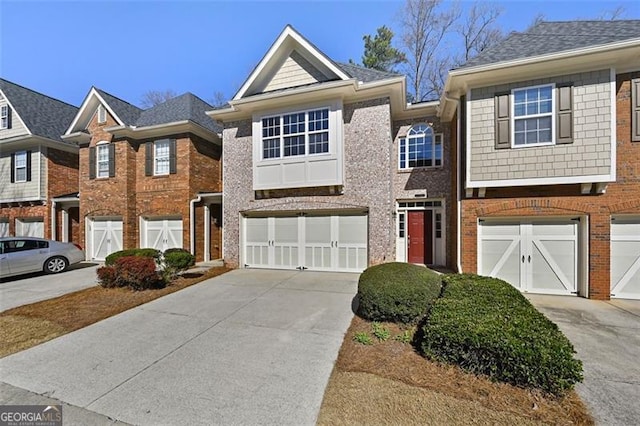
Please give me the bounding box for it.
[1,0,639,108]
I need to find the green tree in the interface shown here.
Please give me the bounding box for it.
[360,26,406,73]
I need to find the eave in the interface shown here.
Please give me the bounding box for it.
[0,135,79,153]
[105,120,221,144]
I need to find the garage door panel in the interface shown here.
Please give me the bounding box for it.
[532,239,575,291]
[90,218,123,261]
[611,219,640,299]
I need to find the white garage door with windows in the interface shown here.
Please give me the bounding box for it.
[0,219,8,237]
[243,214,367,272]
[89,217,123,261]
[15,218,44,237]
[141,217,183,252]
[479,219,579,295]
[611,217,640,299]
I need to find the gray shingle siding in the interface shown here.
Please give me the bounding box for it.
[459,20,640,69]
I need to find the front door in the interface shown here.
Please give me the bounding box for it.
[408,211,433,264]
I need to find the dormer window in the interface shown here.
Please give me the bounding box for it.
[97,105,107,124]
[1,105,10,129]
[399,124,443,169]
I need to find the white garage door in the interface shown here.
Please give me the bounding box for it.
[141,217,183,252]
[479,219,578,295]
[0,219,8,237]
[611,217,640,299]
[89,217,123,261]
[244,214,367,272]
[15,218,44,237]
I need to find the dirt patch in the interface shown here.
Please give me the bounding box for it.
[0,267,230,358]
[319,316,593,425]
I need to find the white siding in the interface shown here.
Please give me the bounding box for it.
[0,95,29,139]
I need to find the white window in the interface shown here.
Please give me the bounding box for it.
[154,139,170,175]
[14,151,27,182]
[0,105,8,129]
[512,84,554,147]
[97,105,107,124]
[97,144,109,178]
[399,124,442,169]
[261,108,330,160]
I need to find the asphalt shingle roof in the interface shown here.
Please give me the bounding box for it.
[459,20,640,69]
[94,88,143,125]
[336,62,401,83]
[0,79,78,143]
[135,93,221,134]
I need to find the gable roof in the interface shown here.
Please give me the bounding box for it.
[0,78,78,142]
[459,20,640,69]
[94,88,142,125]
[135,93,221,133]
[335,62,401,83]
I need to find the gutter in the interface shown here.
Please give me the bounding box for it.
[51,199,57,241]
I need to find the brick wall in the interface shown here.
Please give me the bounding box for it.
[460,71,640,299]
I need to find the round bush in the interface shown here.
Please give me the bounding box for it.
[105,248,161,266]
[357,262,442,324]
[163,248,195,278]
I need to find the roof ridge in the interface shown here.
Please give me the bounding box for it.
[0,78,78,109]
[93,86,143,111]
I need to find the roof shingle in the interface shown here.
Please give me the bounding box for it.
[94,88,143,125]
[135,93,221,134]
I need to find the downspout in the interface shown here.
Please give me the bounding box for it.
[51,199,57,241]
[189,194,203,256]
[443,92,462,273]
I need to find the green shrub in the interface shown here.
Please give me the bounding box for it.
[371,322,390,341]
[357,262,442,324]
[353,332,373,345]
[421,274,583,395]
[105,248,161,266]
[162,248,195,280]
[97,256,165,290]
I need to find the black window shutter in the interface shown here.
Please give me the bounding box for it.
[108,143,115,177]
[633,78,640,142]
[145,142,153,176]
[26,150,32,181]
[494,92,510,149]
[89,146,96,179]
[556,83,574,145]
[10,153,15,183]
[169,139,177,174]
[6,106,11,129]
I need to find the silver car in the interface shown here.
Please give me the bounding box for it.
[0,237,85,279]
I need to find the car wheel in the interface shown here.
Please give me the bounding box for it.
[44,256,68,274]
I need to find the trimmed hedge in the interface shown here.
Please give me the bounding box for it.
[105,248,161,266]
[357,262,442,324]
[162,248,196,279]
[97,256,165,290]
[421,274,583,395]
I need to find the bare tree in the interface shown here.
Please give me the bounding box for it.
[210,91,227,108]
[599,5,627,20]
[458,3,503,62]
[399,0,459,102]
[527,13,546,30]
[140,89,177,108]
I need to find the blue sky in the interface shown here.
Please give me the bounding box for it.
[1,1,639,108]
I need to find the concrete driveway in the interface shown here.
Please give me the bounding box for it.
[0,269,358,425]
[0,262,99,312]
[527,295,640,426]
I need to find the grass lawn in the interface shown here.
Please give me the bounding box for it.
[0,266,230,358]
[318,316,594,425]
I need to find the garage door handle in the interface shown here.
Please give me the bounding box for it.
[528,255,531,263]
[522,255,525,263]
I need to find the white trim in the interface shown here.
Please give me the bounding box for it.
[65,87,125,135]
[97,105,107,124]
[13,150,27,183]
[468,173,613,189]
[204,204,211,262]
[0,89,32,135]
[610,67,617,182]
[465,89,472,193]
[398,123,443,170]
[234,25,351,101]
[61,209,69,243]
[0,104,8,129]
[456,99,462,273]
[96,142,109,179]
[510,83,556,148]
[51,200,57,241]
[153,139,170,176]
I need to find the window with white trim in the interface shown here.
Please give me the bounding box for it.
[97,105,107,124]
[154,139,170,175]
[14,151,27,182]
[398,212,405,238]
[399,124,442,169]
[0,105,8,129]
[512,84,554,146]
[261,108,329,159]
[96,144,109,178]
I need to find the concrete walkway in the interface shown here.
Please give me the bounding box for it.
[527,295,640,426]
[0,269,358,425]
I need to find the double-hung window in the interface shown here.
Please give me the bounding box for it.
[14,151,27,182]
[399,124,442,169]
[0,105,9,129]
[261,108,330,160]
[154,139,170,175]
[96,144,110,178]
[512,84,554,146]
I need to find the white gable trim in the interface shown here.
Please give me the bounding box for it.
[65,87,125,135]
[233,25,351,101]
[0,88,32,136]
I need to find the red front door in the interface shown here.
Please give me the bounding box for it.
[407,211,433,264]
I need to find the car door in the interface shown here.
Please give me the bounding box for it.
[6,239,49,275]
[0,241,10,277]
